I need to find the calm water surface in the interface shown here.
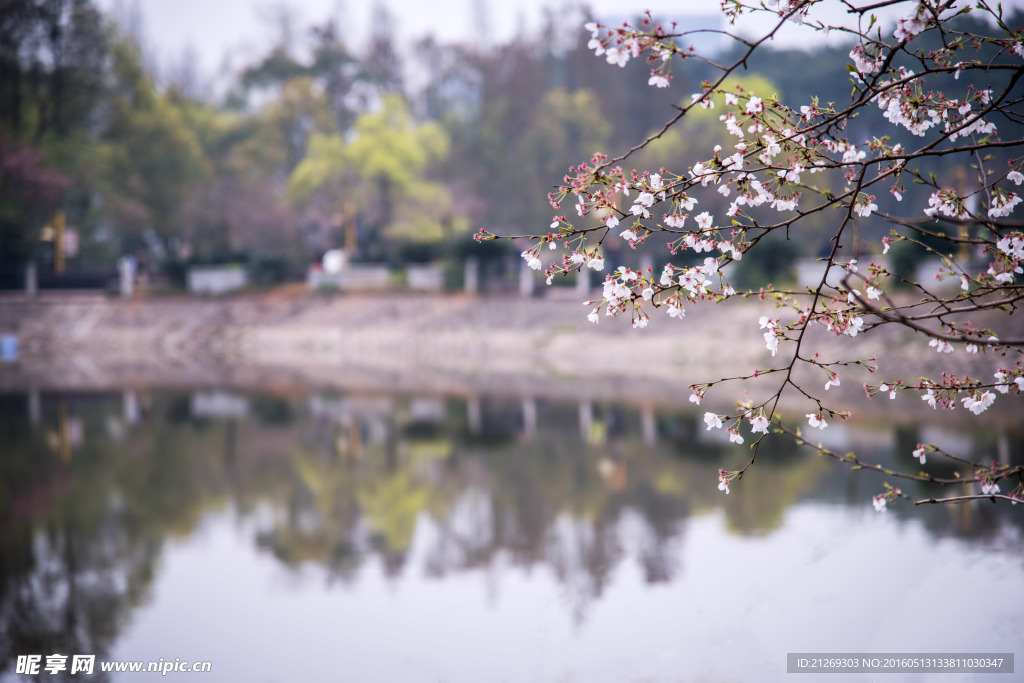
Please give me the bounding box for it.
[1,390,1021,682]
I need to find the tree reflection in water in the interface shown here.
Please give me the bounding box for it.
[0,395,160,683]
[0,390,1021,677]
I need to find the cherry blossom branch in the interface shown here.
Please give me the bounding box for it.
[490,0,1024,510]
[915,494,1022,505]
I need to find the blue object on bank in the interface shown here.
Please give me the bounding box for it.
[1,334,18,362]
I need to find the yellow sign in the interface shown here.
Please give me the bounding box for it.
[54,210,65,273]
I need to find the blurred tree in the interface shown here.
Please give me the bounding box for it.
[307,17,362,133]
[0,135,68,266]
[517,88,611,227]
[288,94,452,260]
[177,100,299,266]
[358,3,404,103]
[0,0,108,140]
[241,47,307,92]
[251,76,335,174]
[439,39,548,232]
[96,34,205,257]
[7,0,1010,288]
[0,0,109,271]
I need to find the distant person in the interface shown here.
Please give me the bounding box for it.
[118,254,136,298]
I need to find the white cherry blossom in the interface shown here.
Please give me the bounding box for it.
[806,413,828,430]
[749,415,770,434]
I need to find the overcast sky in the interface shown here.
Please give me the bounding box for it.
[95,0,1022,83]
[96,1,716,73]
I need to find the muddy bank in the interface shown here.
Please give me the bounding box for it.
[0,289,1017,423]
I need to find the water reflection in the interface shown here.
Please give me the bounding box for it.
[1,390,1022,681]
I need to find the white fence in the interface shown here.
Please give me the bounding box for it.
[406,264,444,291]
[307,265,392,291]
[188,266,248,295]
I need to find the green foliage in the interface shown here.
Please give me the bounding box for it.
[0,0,109,140]
[288,93,451,201]
[521,89,610,177]
[287,94,455,258]
[515,88,611,227]
[285,132,346,204]
[344,94,449,193]
[98,35,205,251]
[241,48,307,90]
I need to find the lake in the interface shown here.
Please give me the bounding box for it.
[1,389,1021,682]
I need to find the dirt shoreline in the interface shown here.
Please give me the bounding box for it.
[0,288,1018,424]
